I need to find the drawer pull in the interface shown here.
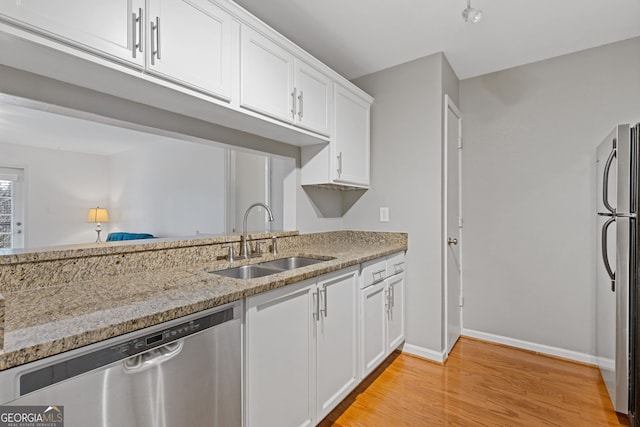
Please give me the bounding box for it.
[372,269,386,282]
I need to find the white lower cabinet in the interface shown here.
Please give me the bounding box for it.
[360,253,406,379]
[360,280,387,378]
[386,271,405,353]
[245,266,359,427]
[315,268,359,420]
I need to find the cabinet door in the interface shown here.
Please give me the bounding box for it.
[360,281,387,378]
[332,83,370,186]
[240,25,294,123]
[294,60,332,136]
[387,273,405,352]
[245,279,316,427]
[146,0,233,101]
[0,0,145,66]
[316,267,359,420]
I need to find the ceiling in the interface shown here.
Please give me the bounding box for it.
[234,0,640,80]
[0,101,168,155]
[2,0,639,153]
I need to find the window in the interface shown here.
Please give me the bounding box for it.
[0,167,24,249]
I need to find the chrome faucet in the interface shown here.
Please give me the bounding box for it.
[239,202,274,259]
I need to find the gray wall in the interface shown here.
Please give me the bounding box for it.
[347,53,459,355]
[459,37,640,355]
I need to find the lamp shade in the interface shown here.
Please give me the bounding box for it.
[87,207,110,223]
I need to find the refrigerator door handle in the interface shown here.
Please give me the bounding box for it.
[601,216,616,292]
[603,145,617,214]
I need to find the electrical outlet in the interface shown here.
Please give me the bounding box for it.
[379,207,390,222]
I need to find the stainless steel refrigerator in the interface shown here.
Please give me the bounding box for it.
[596,123,640,422]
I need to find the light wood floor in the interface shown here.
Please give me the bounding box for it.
[320,337,630,426]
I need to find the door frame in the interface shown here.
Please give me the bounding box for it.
[442,94,463,358]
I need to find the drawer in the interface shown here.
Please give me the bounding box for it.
[360,257,387,289]
[386,252,405,277]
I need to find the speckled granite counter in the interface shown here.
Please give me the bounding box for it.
[0,231,407,371]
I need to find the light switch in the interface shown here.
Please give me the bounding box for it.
[379,207,389,222]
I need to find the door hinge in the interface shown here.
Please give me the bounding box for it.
[458,217,463,228]
[458,137,463,149]
[459,296,464,307]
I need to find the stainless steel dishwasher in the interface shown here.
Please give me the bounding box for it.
[0,301,242,427]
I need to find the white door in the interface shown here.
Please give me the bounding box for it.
[444,95,462,355]
[360,280,387,378]
[0,167,25,249]
[245,279,316,427]
[316,267,359,420]
[387,272,405,352]
[240,26,294,122]
[294,60,332,136]
[146,0,233,100]
[0,0,145,66]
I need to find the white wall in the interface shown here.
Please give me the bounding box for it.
[347,53,458,356]
[0,141,110,247]
[109,139,227,237]
[295,184,345,233]
[230,151,267,233]
[459,37,640,356]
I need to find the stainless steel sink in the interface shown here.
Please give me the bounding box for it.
[212,256,329,279]
[214,264,281,279]
[258,257,326,271]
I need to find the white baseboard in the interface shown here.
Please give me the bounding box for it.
[402,343,447,363]
[462,328,598,366]
[596,356,615,371]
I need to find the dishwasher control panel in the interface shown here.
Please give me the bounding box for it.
[19,306,235,396]
[111,314,214,358]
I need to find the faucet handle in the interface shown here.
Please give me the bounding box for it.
[271,236,278,255]
[221,244,235,262]
[254,241,265,257]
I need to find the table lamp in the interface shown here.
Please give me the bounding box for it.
[87,207,110,242]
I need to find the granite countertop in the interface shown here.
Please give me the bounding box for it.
[0,232,407,371]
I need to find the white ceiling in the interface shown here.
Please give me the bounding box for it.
[234,0,640,80]
[0,102,171,155]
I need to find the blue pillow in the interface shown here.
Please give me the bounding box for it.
[106,232,155,242]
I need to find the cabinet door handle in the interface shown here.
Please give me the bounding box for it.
[291,88,297,118]
[151,16,161,64]
[131,8,143,58]
[320,287,328,317]
[337,152,343,177]
[298,90,304,119]
[390,283,395,308]
[313,289,319,321]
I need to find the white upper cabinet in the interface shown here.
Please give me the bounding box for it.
[293,60,332,136]
[333,83,371,186]
[146,0,233,100]
[240,25,332,136]
[0,0,145,67]
[240,25,295,123]
[0,0,371,148]
[301,82,372,189]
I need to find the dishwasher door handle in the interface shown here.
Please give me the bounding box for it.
[123,340,184,373]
